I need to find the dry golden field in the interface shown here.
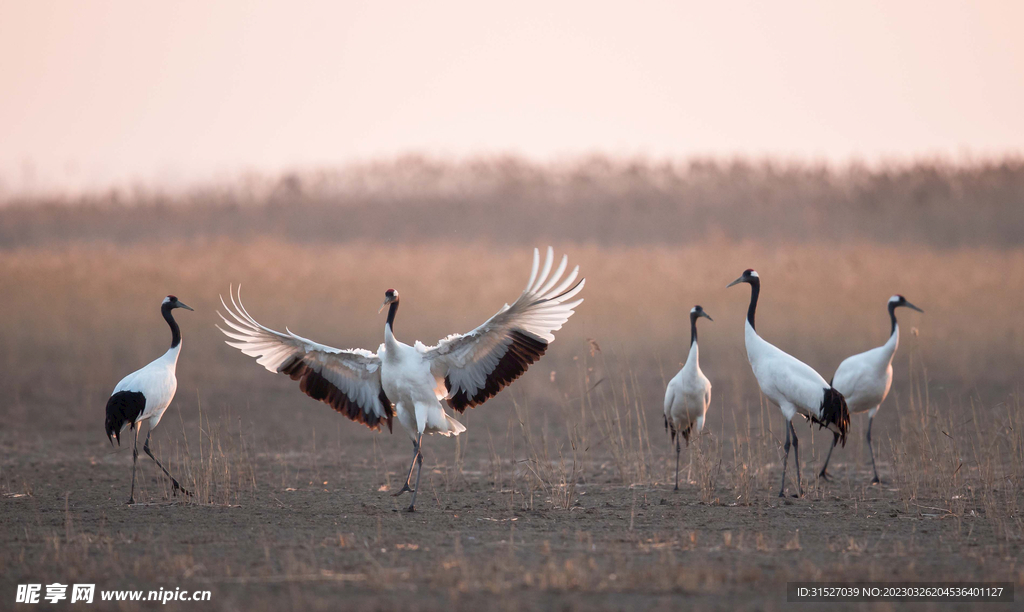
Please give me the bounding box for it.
[1,160,1023,610]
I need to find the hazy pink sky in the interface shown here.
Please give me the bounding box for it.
[1,1,1022,194]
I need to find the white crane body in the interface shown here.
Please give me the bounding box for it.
[109,346,180,431]
[744,321,844,434]
[832,329,897,418]
[380,337,466,438]
[664,343,710,438]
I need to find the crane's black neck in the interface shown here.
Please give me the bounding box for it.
[888,301,898,337]
[386,299,399,334]
[689,311,699,347]
[162,303,181,348]
[746,278,760,330]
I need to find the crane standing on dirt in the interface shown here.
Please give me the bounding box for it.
[104,295,194,504]
[664,305,713,490]
[822,294,923,483]
[219,247,584,512]
[727,269,850,497]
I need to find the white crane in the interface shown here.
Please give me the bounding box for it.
[819,294,923,483]
[218,247,584,511]
[663,305,713,490]
[104,295,194,504]
[727,269,850,497]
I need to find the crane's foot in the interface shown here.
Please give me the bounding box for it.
[780,484,803,498]
[393,483,414,497]
[871,476,881,485]
[818,469,832,482]
[170,480,193,497]
[405,504,416,513]
[126,497,136,505]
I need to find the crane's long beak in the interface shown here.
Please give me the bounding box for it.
[726,276,744,288]
[178,302,195,311]
[700,311,714,322]
[378,298,390,314]
[905,301,924,313]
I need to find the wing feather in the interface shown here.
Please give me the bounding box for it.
[216,286,393,431]
[421,248,584,412]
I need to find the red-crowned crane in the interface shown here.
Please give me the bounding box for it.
[104,295,194,504]
[218,247,584,511]
[727,269,850,497]
[663,305,713,490]
[819,294,923,483]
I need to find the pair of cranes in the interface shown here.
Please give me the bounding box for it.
[103,249,920,508]
[105,248,583,511]
[665,269,922,496]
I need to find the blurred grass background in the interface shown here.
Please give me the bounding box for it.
[3,156,1024,248]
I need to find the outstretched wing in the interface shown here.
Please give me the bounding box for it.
[217,287,393,432]
[420,247,584,412]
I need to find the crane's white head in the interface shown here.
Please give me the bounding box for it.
[690,305,713,322]
[726,269,759,288]
[889,294,923,313]
[162,295,194,311]
[379,289,399,313]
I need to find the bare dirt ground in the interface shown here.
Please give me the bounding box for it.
[2,380,1022,612]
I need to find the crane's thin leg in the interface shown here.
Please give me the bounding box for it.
[394,436,420,497]
[819,432,839,481]
[406,433,424,512]
[674,436,681,491]
[143,431,191,497]
[779,421,791,498]
[687,443,694,484]
[790,421,804,497]
[867,415,880,484]
[128,425,140,504]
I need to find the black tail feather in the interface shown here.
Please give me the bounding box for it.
[665,416,693,446]
[104,391,146,446]
[810,387,850,447]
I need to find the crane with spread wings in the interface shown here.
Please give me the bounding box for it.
[218,247,584,511]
